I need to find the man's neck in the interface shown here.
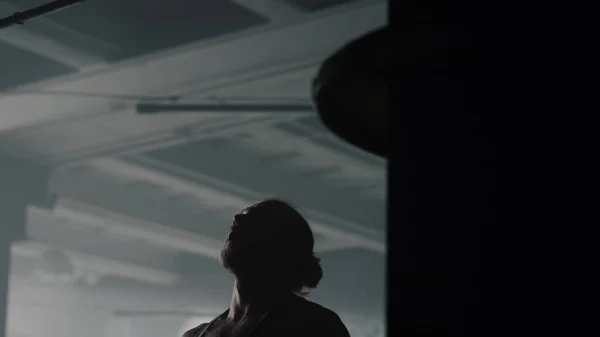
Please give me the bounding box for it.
[227,278,289,322]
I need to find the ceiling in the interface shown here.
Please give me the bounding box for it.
[0,0,387,330]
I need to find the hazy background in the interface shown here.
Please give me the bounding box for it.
[0,1,386,336]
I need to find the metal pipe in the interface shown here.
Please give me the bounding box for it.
[0,0,85,30]
[136,102,315,115]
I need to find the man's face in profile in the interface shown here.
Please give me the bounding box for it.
[220,205,285,274]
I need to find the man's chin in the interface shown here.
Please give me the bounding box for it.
[220,248,270,275]
[220,247,245,271]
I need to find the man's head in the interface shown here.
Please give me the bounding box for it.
[220,198,323,295]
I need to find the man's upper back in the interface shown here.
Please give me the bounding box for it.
[183,295,350,337]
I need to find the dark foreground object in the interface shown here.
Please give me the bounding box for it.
[385,3,598,337]
[311,4,598,333]
[312,27,391,158]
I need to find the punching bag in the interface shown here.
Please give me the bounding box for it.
[312,27,391,158]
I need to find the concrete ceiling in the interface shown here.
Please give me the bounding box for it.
[1,1,387,332]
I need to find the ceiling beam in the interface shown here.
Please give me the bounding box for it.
[9,277,225,313]
[124,154,386,241]
[314,237,361,253]
[0,0,386,132]
[49,198,224,259]
[26,204,181,269]
[0,55,317,162]
[242,128,383,182]
[45,112,301,167]
[12,241,179,286]
[83,156,385,253]
[230,0,305,23]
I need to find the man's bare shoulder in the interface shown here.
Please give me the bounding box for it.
[182,323,209,337]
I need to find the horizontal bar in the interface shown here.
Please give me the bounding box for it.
[136,102,315,114]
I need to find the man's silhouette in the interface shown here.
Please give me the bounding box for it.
[183,199,351,337]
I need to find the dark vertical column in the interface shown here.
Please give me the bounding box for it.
[389,2,598,336]
[387,5,490,332]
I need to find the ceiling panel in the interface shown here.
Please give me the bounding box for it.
[1,0,268,62]
[0,41,75,90]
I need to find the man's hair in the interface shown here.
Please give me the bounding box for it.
[253,198,324,295]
